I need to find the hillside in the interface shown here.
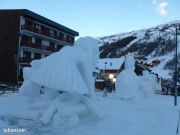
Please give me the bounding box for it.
[98,20,180,79]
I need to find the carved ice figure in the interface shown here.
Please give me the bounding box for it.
[140,71,162,98]
[20,37,102,125]
[19,60,43,101]
[115,54,139,100]
[30,37,98,96]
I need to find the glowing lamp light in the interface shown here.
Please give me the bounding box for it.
[112,78,116,83]
[108,74,114,79]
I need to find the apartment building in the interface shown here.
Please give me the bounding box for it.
[0,9,79,86]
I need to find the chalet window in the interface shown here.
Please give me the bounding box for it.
[41,26,48,35]
[50,30,54,37]
[34,53,41,59]
[23,51,31,63]
[23,51,31,58]
[25,20,33,26]
[64,34,67,41]
[35,38,42,48]
[66,35,73,43]
[71,37,74,43]
[54,31,58,37]
[21,35,32,44]
[59,33,64,40]
[50,42,55,48]
[34,24,41,33]
[35,24,41,30]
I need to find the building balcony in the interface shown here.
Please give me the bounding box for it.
[20,41,59,52]
[19,57,32,64]
[21,25,74,44]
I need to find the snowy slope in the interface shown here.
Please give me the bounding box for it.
[98,20,180,79]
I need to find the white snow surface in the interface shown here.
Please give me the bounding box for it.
[97,57,125,70]
[0,92,179,135]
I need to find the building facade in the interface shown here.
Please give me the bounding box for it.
[0,9,79,86]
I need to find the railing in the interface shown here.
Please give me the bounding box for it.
[20,41,59,52]
[19,57,32,63]
[21,25,74,44]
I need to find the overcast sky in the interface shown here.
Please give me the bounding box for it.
[0,0,180,38]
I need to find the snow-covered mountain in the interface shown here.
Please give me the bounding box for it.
[98,20,180,79]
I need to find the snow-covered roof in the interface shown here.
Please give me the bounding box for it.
[97,57,125,70]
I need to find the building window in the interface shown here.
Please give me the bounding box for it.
[25,20,33,26]
[21,35,32,45]
[23,51,31,58]
[34,24,41,33]
[59,33,64,40]
[35,38,42,49]
[23,51,31,63]
[54,31,58,37]
[50,30,54,37]
[35,24,41,29]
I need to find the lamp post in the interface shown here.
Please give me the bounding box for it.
[104,62,107,80]
[159,25,180,106]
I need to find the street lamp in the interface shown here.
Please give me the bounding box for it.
[104,62,107,80]
[159,25,180,106]
[112,78,116,83]
[109,74,114,80]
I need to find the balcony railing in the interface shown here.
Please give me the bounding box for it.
[20,41,59,52]
[21,25,74,44]
[19,57,32,64]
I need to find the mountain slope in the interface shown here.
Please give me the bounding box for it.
[98,20,180,79]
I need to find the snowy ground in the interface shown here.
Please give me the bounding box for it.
[0,92,180,135]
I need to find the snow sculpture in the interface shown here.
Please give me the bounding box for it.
[20,37,102,126]
[30,37,99,97]
[139,71,162,98]
[115,53,139,100]
[19,61,42,101]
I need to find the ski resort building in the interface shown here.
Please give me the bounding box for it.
[0,9,79,86]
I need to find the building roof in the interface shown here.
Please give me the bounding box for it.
[97,57,125,70]
[0,9,79,36]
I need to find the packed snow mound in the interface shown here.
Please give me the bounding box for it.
[115,54,139,99]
